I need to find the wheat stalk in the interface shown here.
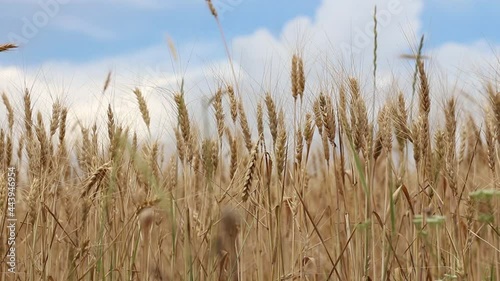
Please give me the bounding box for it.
[265,94,278,147]
[0,43,17,52]
[486,83,500,144]
[0,130,5,168]
[213,88,225,139]
[321,128,330,165]
[297,56,305,100]
[242,141,258,202]
[2,93,14,131]
[485,109,497,186]
[319,94,336,148]
[5,134,12,168]
[35,111,49,169]
[276,110,288,177]
[150,141,160,181]
[48,101,60,138]
[26,178,41,225]
[82,161,112,198]
[174,92,191,145]
[313,98,323,136]
[257,102,264,143]
[411,117,422,168]
[238,98,253,152]
[205,0,218,18]
[58,107,67,153]
[0,177,6,215]
[444,97,458,194]
[433,129,445,170]
[202,138,217,178]
[393,92,410,151]
[17,136,24,164]
[227,85,238,123]
[24,89,33,139]
[217,208,240,281]
[227,128,238,181]
[338,84,351,140]
[378,104,392,154]
[103,71,112,94]
[295,126,304,169]
[291,55,299,100]
[417,60,432,182]
[134,88,151,129]
[175,127,185,162]
[350,78,368,157]
[303,113,314,162]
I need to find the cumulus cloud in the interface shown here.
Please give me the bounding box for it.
[0,0,498,147]
[52,16,116,40]
[231,0,424,117]
[231,0,499,123]
[0,38,237,150]
[426,40,500,115]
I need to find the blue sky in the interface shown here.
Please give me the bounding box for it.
[1,0,498,65]
[1,0,499,140]
[421,0,500,47]
[0,0,322,64]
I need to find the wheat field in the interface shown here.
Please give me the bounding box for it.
[1,3,500,281]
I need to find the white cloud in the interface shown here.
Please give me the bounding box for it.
[231,0,498,124]
[427,40,500,112]
[431,40,499,80]
[0,39,237,149]
[53,16,116,40]
[1,0,499,149]
[231,0,424,115]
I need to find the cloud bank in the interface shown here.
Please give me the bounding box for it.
[0,0,498,148]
